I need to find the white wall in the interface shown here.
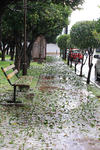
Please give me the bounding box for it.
[47,43,60,54]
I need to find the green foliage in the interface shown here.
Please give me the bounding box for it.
[93,30,100,42]
[87,84,100,98]
[70,21,99,49]
[67,36,75,49]
[1,1,71,44]
[57,34,70,50]
[0,60,14,90]
[46,56,56,62]
[0,0,84,14]
[95,18,100,33]
[64,0,84,9]
[93,18,100,43]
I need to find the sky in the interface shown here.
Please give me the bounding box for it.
[68,0,100,32]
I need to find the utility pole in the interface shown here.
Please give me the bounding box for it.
[23,0,27,75]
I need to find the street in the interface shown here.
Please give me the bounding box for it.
[47,43,100,87]
[76,57,100,87]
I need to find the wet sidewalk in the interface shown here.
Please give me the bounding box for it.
[0,56,100,150]
[35,56,100,150]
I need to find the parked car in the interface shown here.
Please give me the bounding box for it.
[94,55,100,80]
[69,49,83,61]
[94,48,100,80]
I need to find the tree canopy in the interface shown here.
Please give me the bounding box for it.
[1,1,71,44]
[0,0,85,74]
[93,18,100,42]
[0,0,84,14]
[70,21,99,49]
[57,34,70,50]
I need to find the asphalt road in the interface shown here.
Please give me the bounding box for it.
[76,57,100,88]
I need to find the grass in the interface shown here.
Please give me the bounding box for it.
[87,84,100,98]
[27,61,44,88]
[0,60,14,90]
[63,59,68,64]
[0,58,44,97]
[45,56,54,62]
[0,56,56,103]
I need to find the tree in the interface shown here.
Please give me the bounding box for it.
[70,21,99,84]
[0,0,84,74]
[0,0,85,14]
[93,18,100,43]
[57,34,70,60]
[1,2,71,69]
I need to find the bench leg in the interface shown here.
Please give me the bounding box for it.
[6,85,17,103]
[6,85,22,104]
[13,86,22,103]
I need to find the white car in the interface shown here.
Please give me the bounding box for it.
[95,58,100,80]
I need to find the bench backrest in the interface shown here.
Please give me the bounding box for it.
[1,64,18,86]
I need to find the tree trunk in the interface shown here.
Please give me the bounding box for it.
[14,38,23,71]
[9,42,14,60]
[0,17,1,45]
[80,53,88,77]
[67,56,70,65]
[70,58,73,68]
[62,50,64,59]
[60,49,61,57]
[63,49,66,60]
[80,58,84,77]
[26,42,33,67]
[87,63,93,84]
[10,48,14,61]
[1,44,6,61]
[75,62,77,74]
[1,49,6,61]
[80,63,83,77]
[0,15,2,60]
[15,46,21,71]
[25,32,37,68]
[87,48,93,84]
[20,41,33,71]
[65,49,66,60]
[74,60,78,74]
[6,46,9,55]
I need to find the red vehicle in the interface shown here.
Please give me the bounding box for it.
[69,49,83,61]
